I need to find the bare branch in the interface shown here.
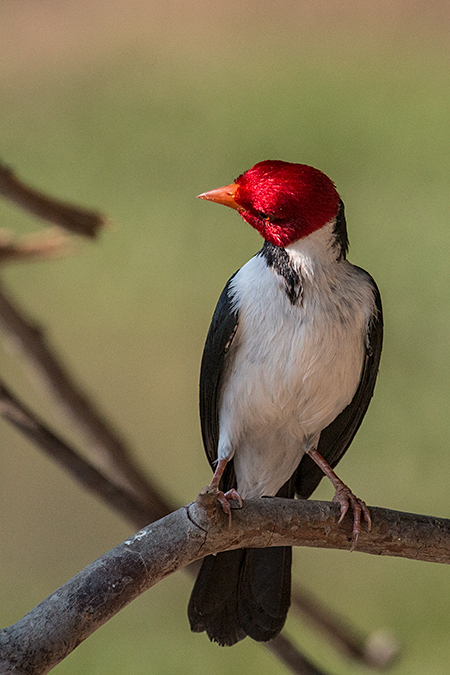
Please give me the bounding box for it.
[0,490,448,674]
[0,381,154,528]
[0,228,73,264]
[291,589,399,669]
[268,635,333,675]
[0,161,106,238]
[0,279,168,513]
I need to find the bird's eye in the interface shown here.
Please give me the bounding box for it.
[255,210,273,222]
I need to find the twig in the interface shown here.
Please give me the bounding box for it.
[0,490,448,674]
[0,382,153,527]
[291,589,399,669]
[0,161,106,238]
[0,279,168,513]
[268,635,333,675]
[0,228,72,264]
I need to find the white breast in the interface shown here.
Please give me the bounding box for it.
[217,222,376,498]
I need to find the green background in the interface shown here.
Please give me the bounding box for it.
[1,1,450,673]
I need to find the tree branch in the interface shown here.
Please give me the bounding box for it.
[267,635,334,675]
[0,161,106,238]
[0,278,168,513]
[290,589,398,668]
[0,381,155,528]
[0,490,447,674]
[0,228,72,264]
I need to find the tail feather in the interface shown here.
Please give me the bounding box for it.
[188,546,291,646]
[238,546,292,641]
[188,549,246,646]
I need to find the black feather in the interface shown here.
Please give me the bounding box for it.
[238,546,292,641]
[199,274,239,491]
[259,241,303,305]
[188,550,247,646]
[332,200,349,261]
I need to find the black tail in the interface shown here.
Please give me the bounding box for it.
[188,545,292,646]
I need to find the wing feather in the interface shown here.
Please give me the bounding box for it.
[199,273,239,491]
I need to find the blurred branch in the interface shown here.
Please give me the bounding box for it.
[0,381,152,527]
[0,228,73,264]
[0,278,168,514]
[268,635,333,675]
[291,589,399,669]
[0,489,448,674]
[0,161,106,238]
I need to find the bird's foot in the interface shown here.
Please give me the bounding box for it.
[215,488,243,527]
[306,448,371,551]
[332,485,372,551]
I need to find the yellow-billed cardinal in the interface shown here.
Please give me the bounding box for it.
[188,160,383,646]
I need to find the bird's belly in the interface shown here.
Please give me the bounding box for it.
[218,299,366,498]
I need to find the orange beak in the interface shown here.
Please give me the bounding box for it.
[197,182,242,211]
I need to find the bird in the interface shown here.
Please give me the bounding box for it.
[188,160,383,647]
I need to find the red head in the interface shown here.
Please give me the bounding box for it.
[198,160,340,247]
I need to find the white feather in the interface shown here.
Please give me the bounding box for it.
[217,221,376,498]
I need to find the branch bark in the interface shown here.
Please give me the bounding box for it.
[0,491,448,674]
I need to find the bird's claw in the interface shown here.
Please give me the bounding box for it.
[215,489,243,527]
[332,485,371,551]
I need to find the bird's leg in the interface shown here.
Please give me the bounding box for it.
[307,448,371,551]
[209,459,243,524]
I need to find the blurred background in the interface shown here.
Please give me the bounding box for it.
[1,1,450,673]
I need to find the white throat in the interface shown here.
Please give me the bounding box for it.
[285,220,338,278]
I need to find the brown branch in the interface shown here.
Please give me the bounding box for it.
[0,161,106,238]
[0,279,168,515]
[0,490,448,674]
[291,589,399,668]
[268,635,333,675]
[0,382,154,528]
[0,228,73,264]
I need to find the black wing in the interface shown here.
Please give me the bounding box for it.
[199,273,239,492]
[296,270,383,499]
